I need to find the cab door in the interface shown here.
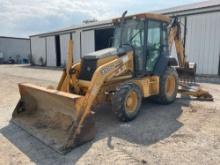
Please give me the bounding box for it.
[145,20,169,75]
[145,20,161,72]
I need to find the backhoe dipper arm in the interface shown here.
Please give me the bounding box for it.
[168,17,197,82]
[168,18,213,101]
[168,17,186,67]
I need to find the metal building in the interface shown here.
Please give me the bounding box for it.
[0,36,30,64]
[30,20,113,67]
[158,0,220,75]
[30,0,220,75]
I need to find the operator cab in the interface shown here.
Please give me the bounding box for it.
[113,13,170,77]
[79,13,171,81]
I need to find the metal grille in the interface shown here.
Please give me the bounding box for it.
[78,59,97,81]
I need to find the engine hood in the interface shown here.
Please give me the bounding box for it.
[83,46,132,60]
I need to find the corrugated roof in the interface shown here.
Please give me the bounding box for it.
[31,19,113,37]
[156,0,220,14]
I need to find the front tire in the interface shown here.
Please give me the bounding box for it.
[152,67,178,104]
[112,83,142,122]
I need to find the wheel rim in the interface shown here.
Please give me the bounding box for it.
[125,91,138,113]
[165,75,176,97]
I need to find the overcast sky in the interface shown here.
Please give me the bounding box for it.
[0,0,206,38]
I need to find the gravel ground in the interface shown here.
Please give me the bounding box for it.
[0,64,219,165]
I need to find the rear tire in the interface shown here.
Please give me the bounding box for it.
[152,67,178,104]
[112,83,142,122]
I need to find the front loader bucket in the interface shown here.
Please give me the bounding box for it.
[11,83,96,154]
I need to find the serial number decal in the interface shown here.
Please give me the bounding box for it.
[100,67,113,75]
[100,61,121,75]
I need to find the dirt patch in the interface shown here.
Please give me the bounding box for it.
[0,64,220,165]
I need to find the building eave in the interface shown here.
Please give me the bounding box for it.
[0,36,30,40]
[30,20,113,38]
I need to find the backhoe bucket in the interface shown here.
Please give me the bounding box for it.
[176,63,197,82]
[11,83,96,154]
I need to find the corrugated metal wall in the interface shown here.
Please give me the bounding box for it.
[0,37,30,63]
[60,34,70,66]
[30,36,46,65]
[81,30,95,56]
[30,22,113,67]
[46,36,56,67]
[185,12,220,75]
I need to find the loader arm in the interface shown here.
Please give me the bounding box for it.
[65,52,133,148]
[49,39,134,150]
[57,39,81,93]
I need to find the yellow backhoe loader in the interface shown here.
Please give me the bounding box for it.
[11,12,212,154]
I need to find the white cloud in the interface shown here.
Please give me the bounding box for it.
[0,0,204,37]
